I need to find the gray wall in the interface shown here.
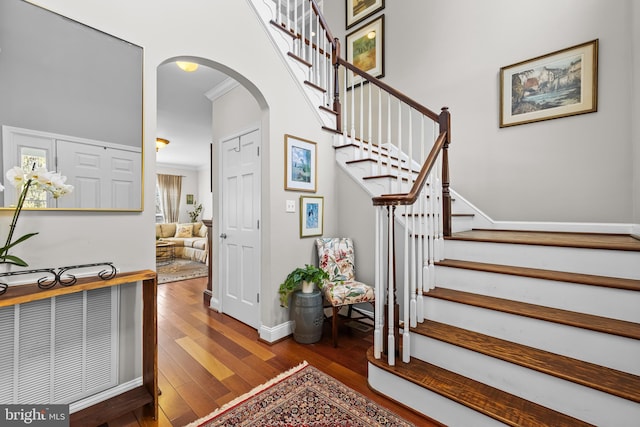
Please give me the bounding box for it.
[0,0,142,147]
[325,0,638,225]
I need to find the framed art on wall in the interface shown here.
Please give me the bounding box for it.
[300,196,324,237]
[500,39,598,128]
[285,134,317,192]
[346,0,384,29]
[346,15,384,87]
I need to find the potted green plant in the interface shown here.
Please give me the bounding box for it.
[278,264,329,307]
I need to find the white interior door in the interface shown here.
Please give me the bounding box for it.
[220,128,261,329]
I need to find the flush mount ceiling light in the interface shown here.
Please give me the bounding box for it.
[156,138,170,152]
[176,61,199,72]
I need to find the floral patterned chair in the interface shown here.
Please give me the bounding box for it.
[315,237,375,347]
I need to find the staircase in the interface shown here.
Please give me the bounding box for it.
[369,230,640,426]
[249,1,640,425]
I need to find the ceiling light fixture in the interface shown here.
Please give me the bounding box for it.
[176,61,199,72]
[156,138,170,152]
[367,31,376,39]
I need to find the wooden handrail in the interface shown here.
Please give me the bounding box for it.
[337,58,440,122]
[310,0,337,47]
[372,130,448,207]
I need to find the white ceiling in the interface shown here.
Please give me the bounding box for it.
[155,62,230,168]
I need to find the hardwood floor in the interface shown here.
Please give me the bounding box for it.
[107,277,442,427]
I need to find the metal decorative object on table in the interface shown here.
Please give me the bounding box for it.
[0,262,117,295]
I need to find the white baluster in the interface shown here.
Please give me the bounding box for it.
[374,207,382,359]
[416,116,425,322]
[377,89,382,176]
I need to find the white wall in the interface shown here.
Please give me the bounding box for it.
[325,0,638,225]
[632,1,640,233]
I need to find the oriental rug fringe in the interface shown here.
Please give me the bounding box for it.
[184,361,416,427]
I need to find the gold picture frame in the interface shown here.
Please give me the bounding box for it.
[500,39,598,127]
[346,15,384,87]
[346,0,384,29]
[300,196,324,238]
[284,134,317,192]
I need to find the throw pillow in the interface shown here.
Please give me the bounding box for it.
[174,224,193,238]
[198,224,208,238]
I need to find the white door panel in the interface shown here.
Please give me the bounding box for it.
[220,129,261,329]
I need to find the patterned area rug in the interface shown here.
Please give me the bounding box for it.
[185,361,416,427]
[157,259,208,284]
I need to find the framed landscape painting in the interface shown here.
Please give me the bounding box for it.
[346,0,384,29]
[300,196,324,237]
[346,15,384,86]
[500,39,598,127]
[285,134,317,192]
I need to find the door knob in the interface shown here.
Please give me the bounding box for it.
[220,233,227,239]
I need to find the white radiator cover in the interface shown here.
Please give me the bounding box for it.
[0,287,119,404]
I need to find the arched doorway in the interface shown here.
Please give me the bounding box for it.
[156,57,267,329]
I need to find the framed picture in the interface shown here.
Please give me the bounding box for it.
[346,15,384,87]
[300,196,324,238]
[285,134,317,192]
[186,194,194,205]
[500,39,598,128]
[346,0,384,29]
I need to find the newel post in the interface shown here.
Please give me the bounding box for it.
[332,38,342,133]
[439,107,452,237]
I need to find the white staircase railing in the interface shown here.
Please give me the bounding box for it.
[260,0,453,366]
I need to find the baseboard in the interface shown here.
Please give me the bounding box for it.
[209,296,221,312]
[69,378,142,413]
[259,320,293,343]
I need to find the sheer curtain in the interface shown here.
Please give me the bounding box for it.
[157,174,182,223]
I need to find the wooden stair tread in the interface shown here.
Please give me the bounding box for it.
[367,348,594,427]
[413,320,640,403]
[448,229,640,252]
[436,259,640,291]
[425,288,640,340]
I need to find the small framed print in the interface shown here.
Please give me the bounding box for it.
[300,196,324,238]
[285,134,317,192]
[346,0,384,30]
[346,15,384,87]
[500,39,598,127]
[186,194,194,205]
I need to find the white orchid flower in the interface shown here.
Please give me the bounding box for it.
[6,166,26,188]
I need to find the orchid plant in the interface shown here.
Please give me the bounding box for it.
[0,165,73,267]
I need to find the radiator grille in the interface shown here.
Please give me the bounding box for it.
[0,287,118,404]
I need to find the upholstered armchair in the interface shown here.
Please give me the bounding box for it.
[315,237,375,347]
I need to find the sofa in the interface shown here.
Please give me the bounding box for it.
[156,222,208,264]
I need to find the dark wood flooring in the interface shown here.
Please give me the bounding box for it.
[106,277,441,427]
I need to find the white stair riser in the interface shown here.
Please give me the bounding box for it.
[436,267,640,323]
[368,363,504,427]
[423,297,640,374]
[411,334,640,427]
[444,240,640,279]
[451,215,474,233]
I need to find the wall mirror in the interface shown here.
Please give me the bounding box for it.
[0,0,143,211]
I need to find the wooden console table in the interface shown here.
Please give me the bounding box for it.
[0,269,158,425]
